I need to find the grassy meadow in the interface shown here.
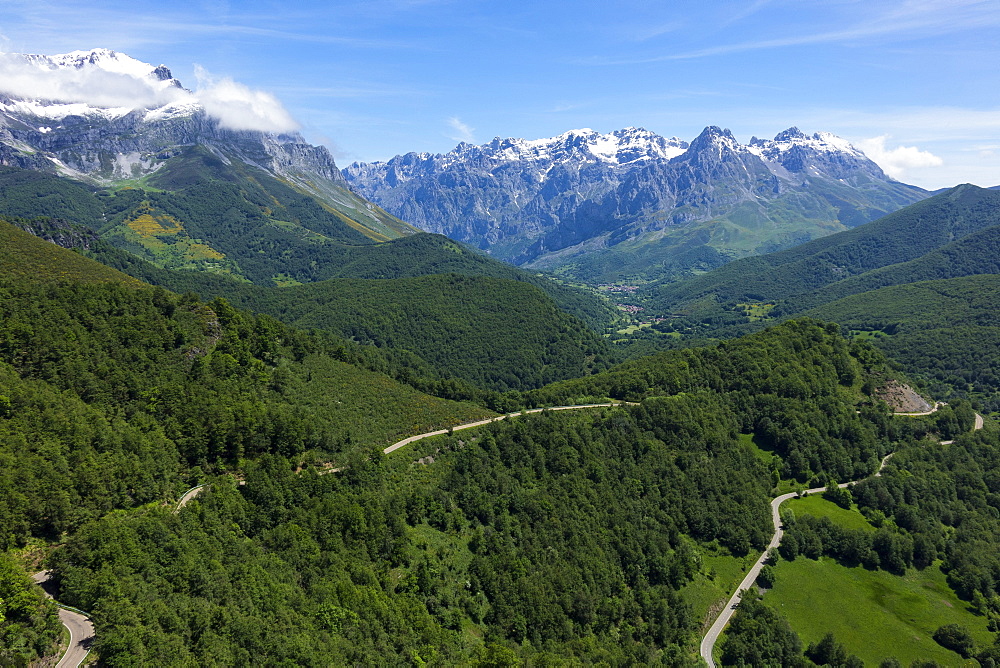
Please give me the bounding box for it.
[767,557,989,665]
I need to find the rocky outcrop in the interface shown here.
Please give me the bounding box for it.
[0,101,349,186]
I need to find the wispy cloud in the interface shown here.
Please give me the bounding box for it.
[0,1,413,53]
[271,83,424,100]
[857,135,943,179]
[720,0,776,27]
[447,116,475,143]
[631,22,683,42]
[546,102,588,114]
[590,0,1000,64]
[803,106,1000,143]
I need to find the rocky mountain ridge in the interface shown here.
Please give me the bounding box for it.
[345,125,928,279]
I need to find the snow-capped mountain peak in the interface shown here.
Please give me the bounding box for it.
[0,47,194,125]
[687,125,746,156]
[18,48,184,93]
[343,122,923,272]
[749,127,865,158]
[1,47,301,140]
[747,127,880,180]
[442,127,689,168]
[0,48,322,185]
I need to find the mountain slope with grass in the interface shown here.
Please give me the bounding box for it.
[650,184,1000,313]
[0,223,496,550]
[626,186,1000,408]
[75,244,613,392]
[4,224,992,664]
[7,296,914,664]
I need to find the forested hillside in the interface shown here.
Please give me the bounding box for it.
[8,317,908,665]
[2,170,995,665]
[804,274,1000,411]
[0,165,617,333]
[650,184,1000,313]
[75,241,613,393]
[617,185,1000,410]
[0,229,497,541]
[204,274,610,392]
[1,228,912,668]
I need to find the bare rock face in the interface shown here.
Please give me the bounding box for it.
[344,125,928,272]
[0,102,349,187]
[877,380,934,413]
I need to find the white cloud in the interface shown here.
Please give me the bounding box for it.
[857,135,944,179]
[194,65,299,133]
[447,116,475,143]
[0,52,191,109]
[0,53,300,135]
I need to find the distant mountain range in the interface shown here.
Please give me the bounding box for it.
[345,126,928,281]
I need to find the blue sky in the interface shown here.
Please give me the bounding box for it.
[1,0,998,189]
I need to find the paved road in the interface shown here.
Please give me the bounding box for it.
[382,403,630,455]
[174,484,207,512]
[894,401,945,417]
[698,479,856,667]
[31,571,94,668]
[699,410,986,667]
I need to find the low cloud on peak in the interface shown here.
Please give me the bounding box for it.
[0,50,300,135]
[0,51,190,110]
[194,65,299,134]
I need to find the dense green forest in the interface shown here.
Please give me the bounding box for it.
[525,319,894,483]
[0,279,496,545]
[3,216,617,397]
[91,245,616,393]
[3,165,999,665]
[88,230,617,332]
[1,236,915,667]
[0,552,61,664]
[0,191,621,397]
[0,164,617,331]
[20,319,905,665]
[805,275,1000,411]
[148,273,610,392]
[602,185,1000,411]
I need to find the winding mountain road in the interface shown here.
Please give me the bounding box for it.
[383,403,630,455]
[31,571,94,668]
[699,412,985,667]
[32,399,983,666]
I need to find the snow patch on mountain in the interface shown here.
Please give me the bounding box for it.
[748,127,867,160]
[31,48,170,82]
